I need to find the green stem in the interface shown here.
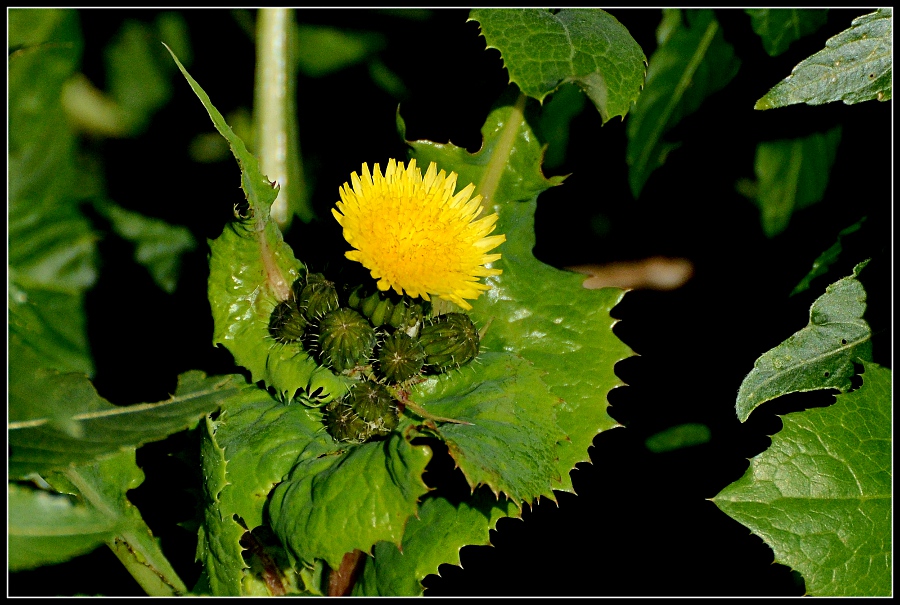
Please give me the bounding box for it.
[477,92,528,205]
[254,8,313,228]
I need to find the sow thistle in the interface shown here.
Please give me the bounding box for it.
[269,159,505,443]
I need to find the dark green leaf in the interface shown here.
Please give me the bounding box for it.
[354,491,520,596]
[626,9,740,197]
[268,432,432,569]
[714,361,891,596]
[8,483,116,572]
[537,82,587,169]
[644,423,711,453]
[468,8,646,123]
[8,370,243,478]
[294,24,385,77]
[752,126,842,237]
[792,217,866,296]
[746,9,829,57]
[413,352,563,504]
[755,8,892,109]
[735,261,871,422]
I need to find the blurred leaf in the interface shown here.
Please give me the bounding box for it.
[294,24,385,77]
[8,370,244,478]
[413,352,564,504]
[155,11,192,67]
[735,261,871,422]
[93,200,196,293]
[268,432,432,569]
[792,217,866,296]
[755,8,892,109]
[469,8,646,122]
[752,126,842,237]
[354,491,520,596]
[746,9,829,57]
[537,83,587,169]
[8,483,116,571]
[714,360,891,596]
[645,423,711,453]
[626,9,740,198]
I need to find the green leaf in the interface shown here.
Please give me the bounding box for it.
[93,200,196,293]
[268,432,432,569]
[644,423,711,453]
[8,482,116,572]
[408,96,632,495]
[468,8,646,123]
[626,9,740,198]
[294,24,385,77]
[752,126,842,238]
[354,491,520,596]
[413,352,564,504]
[746,9,829,57]
[755,8,892,110]
[735,261,872,422]
[168,46,351,403]
[714,361,891,596]
[8,370,243,478]
[537,82,587,169]
[792,216,866,296]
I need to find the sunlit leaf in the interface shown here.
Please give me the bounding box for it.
[755,8,892,109]
[626,9,740,198]
[735,261,871,422]
[746,9,829,57]
[714,361,891,596]
[792,217,866,296]
[469,8,646,123]
[752,126,842,238]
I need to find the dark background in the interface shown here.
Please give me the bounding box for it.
[10,8,891,597]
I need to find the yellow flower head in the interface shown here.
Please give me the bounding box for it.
[332,159,506,310]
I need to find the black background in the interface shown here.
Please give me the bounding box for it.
[10,8,891,597]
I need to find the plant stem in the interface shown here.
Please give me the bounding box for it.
[327,549,366,596]
[254,8,314,228]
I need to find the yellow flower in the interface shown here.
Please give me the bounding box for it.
[332,159,506,310]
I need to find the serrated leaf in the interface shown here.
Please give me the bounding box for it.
[735,261,872,422]
[8,482,116,572]
[468,8,646,123]
[268,432,432,569]
[714,361,891,596]
[746,9,829,57]
[752,126,842,238]
[354,491,520,596]
[626,9,740,198]
[413,352,563,505]
[8,370,243,478]
[755,8,892,109]
[792,217,866,296]
[94,200,196,293]
[168,46,351,403]
[408,97,632,495]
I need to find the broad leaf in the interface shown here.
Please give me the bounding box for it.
[792,217,866,296]
[626,9,740,197]
[413,352,563,505]
[468,8,646,123]
[714,361,891,596]
[268,432,432,569]
[168,47,351,404]
[752,126,842,238]
[8,482,116,572]
[735,261,871,422]
[354,491,520,596]
[746,9,829,57]
[8,370,243,478]
[755,8,892,110]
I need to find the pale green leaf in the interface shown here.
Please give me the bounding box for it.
[755,8,892,109]
[792,217,866,296]
[753,126,842,237]
[413,352,563,505]
[746,9,829,57]
[626,9,740,197]
[354,491,520,596]
[714,361,891,596]
[8,483,116,572]
[468,8,646,122]
[735,261,872,422]
[268,432,432,569]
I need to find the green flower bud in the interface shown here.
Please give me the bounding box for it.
[375,331,426,384]
[316,308,376,373]
[268,300,307,342]
[418,312,480,373]
[323,381,399,443]
[296,273,340,320]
